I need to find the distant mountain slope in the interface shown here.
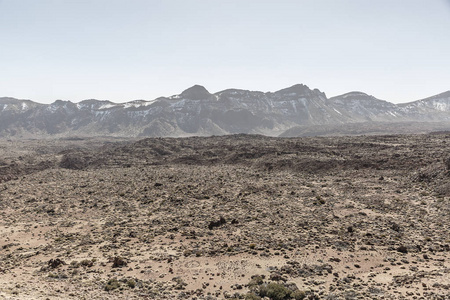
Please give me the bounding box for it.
[397,91,450,121]
[326,92,405,122]
[0,85,449,138]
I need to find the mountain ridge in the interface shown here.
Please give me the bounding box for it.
[3,86,450,106]
[1,84,449,138]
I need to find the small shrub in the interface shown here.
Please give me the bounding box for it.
[245,293,261,300]
[126,279,136,289]
[112,256,127,268]
[105,278,120,291]
[248,275,264,288]
[251,280,306,300]
[259,282,291,300]
[80,259,94,267]
[291,290,306,300]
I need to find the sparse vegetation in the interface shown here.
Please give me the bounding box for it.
[112,256,127,268]
[104,278,120,291]
[0,134,449,299]
[126,279,136,289]
[257,282,299,300]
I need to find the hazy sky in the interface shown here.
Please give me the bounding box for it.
[1,0,449,104]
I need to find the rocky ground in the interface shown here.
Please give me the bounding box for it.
[0,134,449,299]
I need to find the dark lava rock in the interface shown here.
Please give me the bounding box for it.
[208,216,226,230]
[397,245,408,254]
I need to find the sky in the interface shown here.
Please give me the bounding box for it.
[1,0,449,104]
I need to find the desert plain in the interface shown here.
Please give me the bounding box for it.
[0,133,449,299]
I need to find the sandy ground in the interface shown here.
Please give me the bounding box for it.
[0,134,449,299]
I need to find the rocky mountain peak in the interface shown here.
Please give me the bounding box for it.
[274,84,312,95]
[337,92,373,99]
[51,100,72,105]
[180,85,212,100]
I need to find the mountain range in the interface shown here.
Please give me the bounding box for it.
[1,84,449,138]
